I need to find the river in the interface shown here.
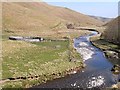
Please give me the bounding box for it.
[30,31,117,89]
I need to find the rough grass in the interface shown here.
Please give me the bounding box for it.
[2,39,83,88]
[69,29,91,39]
[92,39,119,51]
[2,40,68,79]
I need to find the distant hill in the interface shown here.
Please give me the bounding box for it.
[89,15,113,23]
[2,2,103,37]
[103,16,120,44]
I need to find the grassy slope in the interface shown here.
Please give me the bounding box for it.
[103,16,120,44]
[2,2,103,38]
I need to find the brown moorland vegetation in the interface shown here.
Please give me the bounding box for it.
[103,16,120,44]
[2,2,103,38]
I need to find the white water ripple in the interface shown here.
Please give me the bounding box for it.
[75,41,95,61]
[87,76,105,88]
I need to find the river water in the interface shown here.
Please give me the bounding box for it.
[30,31,117,89]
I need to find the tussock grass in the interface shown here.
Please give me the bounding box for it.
[2,40,68,78]
[92,39,119,51]
[2,39,83,88]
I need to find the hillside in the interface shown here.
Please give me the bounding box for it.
[2,2,103,38]
[89,15,113,23]
[103,16,120,44]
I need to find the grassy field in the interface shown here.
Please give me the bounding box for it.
[2,37,83,88]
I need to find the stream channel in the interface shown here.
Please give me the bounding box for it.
[30,31,118,89]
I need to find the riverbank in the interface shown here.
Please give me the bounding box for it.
[91,39,120,63]
[91,38,120,89]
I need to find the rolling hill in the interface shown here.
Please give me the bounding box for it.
[2,2,103,38]
[89,15,113,23]
[103,16,120,44]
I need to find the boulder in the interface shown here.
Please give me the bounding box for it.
[111,64,120,75]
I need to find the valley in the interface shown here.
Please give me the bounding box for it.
[1,2,120,89]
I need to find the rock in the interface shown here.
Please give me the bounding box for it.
[70,71,77,74]
[82,70,84,72]
[73,71,77,74]
[112,84,118,89]
[117,82,120,88]
[71,82,77,87]
[105,50,119,59]
[111,64,120,75]
[113,54,119,59]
